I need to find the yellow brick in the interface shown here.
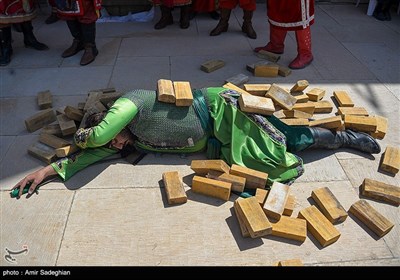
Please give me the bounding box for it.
[230,164,268,189]
[162,171,187,205]
[191,176,231,201]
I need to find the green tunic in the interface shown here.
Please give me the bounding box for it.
[51,87,307,186]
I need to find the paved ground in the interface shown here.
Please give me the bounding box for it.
[0,3,399,267]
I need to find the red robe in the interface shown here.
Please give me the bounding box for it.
[151,0,192,8]
[0,0,36,25]
[267,0,314,31]
[219,0,256,10]
[192,0,217,12]
[55,0,102,24]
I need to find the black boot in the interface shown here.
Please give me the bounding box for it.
[242,10,257,39]
[0,27,13,66]
[154,5,173,30]
[180,5,190,29]
[373,2,387,20]
[210,9,231,36]
[309,127,381,154]
[20,21,49,50]
[80,23,98,66]
[62,20,84,58]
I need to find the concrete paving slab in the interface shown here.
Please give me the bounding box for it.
[0,136,15,164]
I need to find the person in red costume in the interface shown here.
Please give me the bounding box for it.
[0,0,49,66]
[190,0,220,20]
[210,0,257,39]
[151,0,192,30]
[55,0,102,66]
[254,0,314,69]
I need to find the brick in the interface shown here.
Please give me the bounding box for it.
[238,94,275,116]
[311,100,333,113]
[37,90,52,109]
[283,194,295,216]
[84,91,102,111]
[337,107,369,116]
[235,197,272,238]
[243,84,271,96]
[291,92,309,103]
[298,205,341,247]
[280,118,309,126]
[290,80,309,93]
[255,188,269,207]
[57,114,77,136]
[157,79,175,104]
[207,170,246,193]
[311,187,348,224]
[278,259,303,266]
[246,60,269,74]
[223,82,251,95]
[225,73,249,86]
[233,200,250,238]
[200,59,225,73]
[230,164,268,189]
[64,106,84,122]
[55,144,79,158]
[306,88,325,101]
[344,115,377,132]
[361,178,400,206]
[266,84,297,110]
[91,87,116,94]
[99,91,123,107]
[173,81,193,106]
[309,116,343,130]
[292,103,316,114]
[283,109,313,119]
[85,100,107,116]
[191,159,230,176]
[263,181,290,220]
[349,200,394,238]
[254,64,279,77]
[370,115,388,139]
[271,216,307,242]
[41,123,62,137]
[25,109,57,133]
[333,90,354,107]
[380,146,400,174]
[39,133,71,149]
[256,50,280,62]
[191,176,231,201]
[162,171,187,205]
[273,110,286,119]
[28,142,56,164]
[278,65,291,77]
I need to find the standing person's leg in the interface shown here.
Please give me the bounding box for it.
[210,0,235,36]
[154,4,173,29]
[180,4,191,29]
[80,22,98,65]
[19,21,49,50]
[241,0,257,39]
[45,0,59,24]
[0,26,13,66]
[267,116,380,154]
[288,26,313,69]
[254,24,286,53]
[62,20,84,58]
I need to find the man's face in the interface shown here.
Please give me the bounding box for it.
[110,131,133,150]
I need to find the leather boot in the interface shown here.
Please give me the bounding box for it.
[254,25,286,53]
[80,23,98,66]
[20,21,49,51]
[62,20,84,58]
[180,5,190,29]
[289,27,313,69]
[154,5,173,29]
[0,27,13,66]
[373,1,387,20]
[210,8,231,36]
[242,10,257,39]
[309,127,381,154]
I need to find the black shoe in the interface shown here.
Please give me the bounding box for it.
[373,10,388,21]
[45,13,59,24]
[209,11,220,20]
[24,40,49,51]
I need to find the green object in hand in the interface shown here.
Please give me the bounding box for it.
[9,182,32,198]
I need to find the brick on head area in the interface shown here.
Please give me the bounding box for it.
[349,200,394,238]
[162,171,187,205]
[229,164,268,189]
[266,84,297,110]
[173,81,193,107]
[238,94,275,116]
[298,205,341,247]
[360,178,400,206]
[380,146,400,174]
[191,175,231,201]
[311,187,348,224]
[191,159,230,176]
[235,197,272,238]
[157,79,175,104]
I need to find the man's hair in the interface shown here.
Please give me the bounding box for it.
[85,111,136,158]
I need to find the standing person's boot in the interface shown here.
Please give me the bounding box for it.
[242,10,257,39]
[210,8,231,36]
[254,25,287,54]
[180,5,191,29]
[20,21,49,50]
[308,127,381,154]
[154,5,173,29]
[62,20,84,58]
[80,22,98,66]
[373,1,387,20]
[0,27,13,66]
[289,27,313,69]
[382,0,394,20]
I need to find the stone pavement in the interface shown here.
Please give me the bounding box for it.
[0,3,399,267]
